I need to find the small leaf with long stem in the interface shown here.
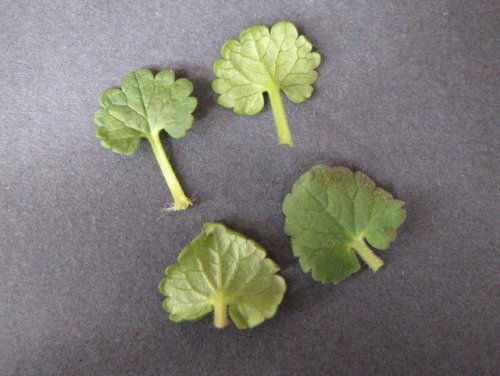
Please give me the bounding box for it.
[94,69,197,210]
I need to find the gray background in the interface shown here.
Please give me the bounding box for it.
[1,0,498,375]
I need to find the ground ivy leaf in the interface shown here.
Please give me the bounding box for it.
[212,21,321,146]
[159,223,286,329]
[283,165,407,284]
[94,69,197,210]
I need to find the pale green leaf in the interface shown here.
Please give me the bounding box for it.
[283,165,407,284]
[94,69,197,210]
[159,223,286,329]
[212,21,321,146]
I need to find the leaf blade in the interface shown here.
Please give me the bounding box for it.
[94,68,198,153]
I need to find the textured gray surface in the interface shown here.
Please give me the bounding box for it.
[1,0,499,375]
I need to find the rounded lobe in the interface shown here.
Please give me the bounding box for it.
[270,21,299,40]
[154,69,175,86]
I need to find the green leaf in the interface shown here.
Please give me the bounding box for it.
[283,165,406,284]
[212,21,321,146]
[94,69,197,210]
[159,223,286,329]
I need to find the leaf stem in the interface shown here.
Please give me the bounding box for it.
[351,238,384,272]
[267,86,293,147]
[213,300,228,329]
[147,132,192,210]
